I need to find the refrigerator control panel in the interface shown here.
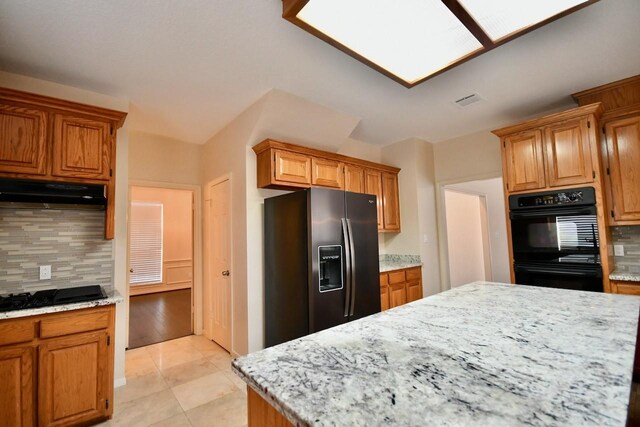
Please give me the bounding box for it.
[318,245,344,293]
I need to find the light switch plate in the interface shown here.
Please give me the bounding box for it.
[39,265,51,280]
[614,245,625,257]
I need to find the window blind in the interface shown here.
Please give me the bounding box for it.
[129,201,163,285]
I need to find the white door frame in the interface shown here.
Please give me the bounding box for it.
[435,173,501,292]
[203,174,234,353]
[126,180,204,345]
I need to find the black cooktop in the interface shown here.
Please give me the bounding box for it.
[0,285,107,312]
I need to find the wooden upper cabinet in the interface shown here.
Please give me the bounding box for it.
[274,150,311,186]
[38,330,109,427]
[544,118,593,187]
[0,103,47,176]
[503,130,546,192]
[382,172,401,231]
[606,116,640,222]
[0,346,35,427]
[344,164,364,193]
[364,169,383,230]
[52,115,111,180]
[311,158,343,189]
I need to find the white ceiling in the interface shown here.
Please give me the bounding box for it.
[0,0,639,145]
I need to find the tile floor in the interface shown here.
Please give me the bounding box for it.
[98,335,247,427]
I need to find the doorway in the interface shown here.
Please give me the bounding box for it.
[443,189,492,288]
[127,186,195,349]
[204,177,232,352]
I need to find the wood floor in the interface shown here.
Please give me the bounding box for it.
[129,289,192,349]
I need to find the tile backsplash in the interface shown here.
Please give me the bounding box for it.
[0,209,113,295]
[611,226,640,274]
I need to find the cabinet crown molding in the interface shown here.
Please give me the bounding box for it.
[0,87,127,127]
[492,103,603,137]
[252,138,401,174]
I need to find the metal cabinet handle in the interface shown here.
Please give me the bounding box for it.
[222,270,230,276]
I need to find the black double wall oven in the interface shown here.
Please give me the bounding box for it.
[509,187,603,292]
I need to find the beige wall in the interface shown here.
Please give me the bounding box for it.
[0,71,131,388]
[444,190,488,287]
[129,132,201,185]
[433,130,502,182]
[381,138,440,296]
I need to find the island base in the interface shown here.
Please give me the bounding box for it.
[248,386,294,427]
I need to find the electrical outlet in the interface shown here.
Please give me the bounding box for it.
[39,265,51,280]
[614,245,625,257]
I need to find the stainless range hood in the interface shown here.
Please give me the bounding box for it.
[0,178,106,210]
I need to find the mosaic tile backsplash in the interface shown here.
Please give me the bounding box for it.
[611,226,640,274]
[0,209,113,295]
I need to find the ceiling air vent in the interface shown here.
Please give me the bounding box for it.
[454,93,483,108]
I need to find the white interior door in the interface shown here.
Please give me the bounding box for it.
[206,179,232,351]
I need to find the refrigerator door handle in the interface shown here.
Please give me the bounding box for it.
[341,218,351,317]
[346,219,356,316]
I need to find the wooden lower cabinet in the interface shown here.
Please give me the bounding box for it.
[380,267,423,310]
[0,346,35,427]
[0,305,115,427]
[247,387,292,427]
[610,280,640,296]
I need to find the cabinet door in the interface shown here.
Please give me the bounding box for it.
[52,114,111,180]
[544,118,593,187]
[344,164,365,193]
[39,331,109,427]
[610,281,640,295]
[0,346,35,427]
[389,282,407,308]
[380,285,390,311]
[274,150,311,185]
[311,158,343,189]
[382,172,401,232]
[503,130,546,192]
[364,169,384,230]
[606,116,640,222]
[406,281,423,303]
[0,103,47,176]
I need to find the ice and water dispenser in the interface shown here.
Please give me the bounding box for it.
[318,245,343,292]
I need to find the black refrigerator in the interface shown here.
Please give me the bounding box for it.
[264,188,380,347]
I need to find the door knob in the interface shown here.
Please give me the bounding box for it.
[222,270,230,276]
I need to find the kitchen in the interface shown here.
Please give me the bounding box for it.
[1,0,640,426]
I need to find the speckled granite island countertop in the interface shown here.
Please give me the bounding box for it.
[0,288,123,320]
[610,270,640,282]
[233,282,640,427]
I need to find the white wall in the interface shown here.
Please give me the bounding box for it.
[444,190,487,287]
[380,138,440,296]
[0,71,131,387]
[446,178,510,284]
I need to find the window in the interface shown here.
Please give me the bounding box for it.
[129,201,163,285]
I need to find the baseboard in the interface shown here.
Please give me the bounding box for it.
[114,377,127,388]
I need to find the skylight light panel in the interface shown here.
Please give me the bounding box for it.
[458,0,590,41]
[297,0,483,85]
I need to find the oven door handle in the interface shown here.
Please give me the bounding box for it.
[514,266,602,278]
[510,207,595,219]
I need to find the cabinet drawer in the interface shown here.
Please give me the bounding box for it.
[40,308,110,339]
[0,318,37,346]
[610,280,640,296]
[379,273,388,287]
[406,268,421,281]
[388,270,406,285]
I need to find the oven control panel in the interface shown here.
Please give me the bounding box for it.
[510,187,595,209]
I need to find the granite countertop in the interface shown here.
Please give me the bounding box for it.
[0,288,123,320]
[610,270,640,283]
[233,282,640,427]
[379,254,422,272]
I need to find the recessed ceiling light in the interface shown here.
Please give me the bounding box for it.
[458,0,591,42]
[283,0,599,88]
[296,0,483,85]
